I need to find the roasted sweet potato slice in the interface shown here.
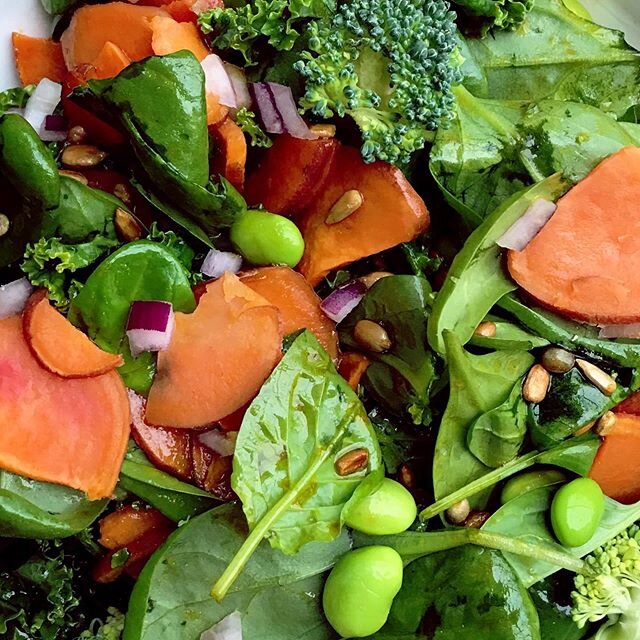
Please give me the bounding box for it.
[508,146,640,324]
[338,352,370,390]
[145,273,282,428]
[0,315,130,499]
[99,505,171,550]
[12,34,66,85]
[23,290,123,378]
[241,266,338,360]
[211,118,247,191]
[297,145,430,285]
[90,41,131,80]
[150,15,209,61]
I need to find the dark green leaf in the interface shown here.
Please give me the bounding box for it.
[0,86,33,112]
[40,0,81,14]
[470,316,550,351]
[123,503,347,640]
[110,548,131,569]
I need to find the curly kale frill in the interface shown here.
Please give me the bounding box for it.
[293,0,462,165]
[451,0,534,33]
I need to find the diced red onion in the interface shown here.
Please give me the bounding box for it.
[23,78,63,141]
[201,248,242,279]
[598,324,640,339]
[126,301,175,358]
[202,54,237,109]
[250,82,317,140]
[224,64,252,111]
[198,429,237,457]
[201,612,242,640]
[0,277,33,320]
[128,390,146,428]
[320,280,367,323]
[497,199,557,251]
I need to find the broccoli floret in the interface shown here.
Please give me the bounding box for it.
[294,0,462,165]
[572,524,640,639]
[451,0,534,33]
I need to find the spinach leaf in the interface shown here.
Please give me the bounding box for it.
[432,331,534,508]
[375,546,541,640]
[87,53,246,233]
[214,331,382,599]
[69,241,196,394]
[460,0,640,116]
[40,0,81,13]
[528,369,630,449]
[467,381,528,468]
[483,486,640,586]
[427,174,567,356]
[120,446,216,523]
[0,114,60,267]
[470,316,550,351]
[124,503,348,640]
[0,471,106,539]
[499,294,640,368]
[0,86,33,112]
[340,275,438,425]
[421,434,599,521]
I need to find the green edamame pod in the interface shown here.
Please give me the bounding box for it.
[500,469,567,505]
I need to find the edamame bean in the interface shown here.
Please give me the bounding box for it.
[323,546,403,638]
[551,478,605,547]
[344,478,417,535]
[230,209,304,267]
[500,469,567,505]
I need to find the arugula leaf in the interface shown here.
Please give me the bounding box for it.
[432,331,534,509]
[340,275,438,425]
[0,470,106,539]
[124,503,349,640]
[212,331,382,599]
[378,546,541,639]
[483,486,640,586]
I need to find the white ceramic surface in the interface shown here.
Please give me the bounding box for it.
[0,0,54,90]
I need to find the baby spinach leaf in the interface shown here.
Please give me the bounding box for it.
[499,294,640,368]
[460,0,640,116]
[340,275,438,425]
[0,86,33,112]
[213,331,382,599]
[483,486,640,586]
[119,446,216,523]
[470,316,550,351]
[421,434,599,522]
[528,369,630,449]
[40,0,81,14]
[0,470,106,539]
[376,546,541,640]
[427,174,567,356]
[69,241,196,394]
[124,503,348,640]
[467,381,528,468]
[432,331,534,509]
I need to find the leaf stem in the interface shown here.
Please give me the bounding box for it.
[419,450,540,521]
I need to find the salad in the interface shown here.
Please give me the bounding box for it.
[2,0,640,638]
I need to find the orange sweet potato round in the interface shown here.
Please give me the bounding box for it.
[145,273,282,428]
[241,266,339,360]
[150,15,210,61]
[0,315,130,500]
[23,289,123,378]
[508,146,640,324]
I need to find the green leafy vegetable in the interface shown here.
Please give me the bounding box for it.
[213,331,382,599]
[467,381,528,468]
[432,331,534,508]
[341,275,437,425]
[377,546,541,639]
[0,470,106,539]
[79,608,125,640]
[0,86,33,112]
[579,0,640,50]
[123,503,350,640]
[452,0,534,33]
[470,316,550,351]
[40,0,81,14]
[234,108,273,148]
[427,174,568,354]
[68,241,196,394]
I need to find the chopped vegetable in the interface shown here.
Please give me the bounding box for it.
[210,117,247,191]
[338,352,370,390]
[150,15,210,61]
[99,505,171,550]
[23,289,124,378]
[0,277,32,319]
[320,280,366,323]
[202,54,237,107]
[89,41,131,80]
[496,199,557,251]
[126,300,176,358]
[201,248,243,279]
[12,34,65,86]
[23,78,62,141]
[145,273,282,428]
[250,82,316,139]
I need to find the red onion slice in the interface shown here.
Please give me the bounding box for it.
[598,324,640,339]
[497,199,557,251]
[202,54,237,109]
[320,280,367,324]
[224,64,252,111]
[126,300,175,358]
[250,82,317,140]
[198,429,237,457]
[0,277,33,320]
[201,612,242,640]
[23,78,63,142]
[201,248,242,279]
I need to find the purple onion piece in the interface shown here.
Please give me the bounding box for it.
[224,63,252,110]
[268,82,317,140]
[126,301,175,357]
[320,280,367,324]
[598,324,640,339]
[249,82,283,134]
[497,199,557,251]
[0,277,33,320]
[45,114,67,132]
[202,54,237,108]
[201,248,243,279]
